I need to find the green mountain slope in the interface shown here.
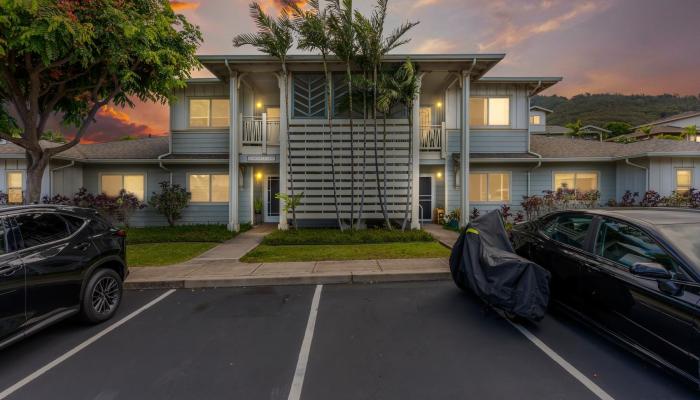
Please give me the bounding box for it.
[532,94,700,127]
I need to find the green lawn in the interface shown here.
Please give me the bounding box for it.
[240,242,450,263]
[125,223,251,267]
[127,242,217,267]
[262,228,434,246]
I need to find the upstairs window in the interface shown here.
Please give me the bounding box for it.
[469,172,510,202]
[100,173,145,201]
[554,172,598,192]
[189,174,229,203]
[530,115,542,125]
[469,97,510,127]
[6,171,24,204]
[676,168,692,194]
[189,99,230,128]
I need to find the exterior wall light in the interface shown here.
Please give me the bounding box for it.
[437,171,443,179]
[436,101,442,108]
[256,101,263,109]
[256,171,263,181]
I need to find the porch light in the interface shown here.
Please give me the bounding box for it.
[256,171,263,181]
[436,101,442,108]
[437,171,443,179]
[256,101,263,109]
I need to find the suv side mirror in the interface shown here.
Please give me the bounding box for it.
[630,262,671,280]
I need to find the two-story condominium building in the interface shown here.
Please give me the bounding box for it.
[4,53,700,229]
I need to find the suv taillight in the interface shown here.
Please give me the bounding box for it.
[115,229,127,238]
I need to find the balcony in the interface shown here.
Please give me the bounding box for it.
[420,122,446,158]
[241,113,280,153]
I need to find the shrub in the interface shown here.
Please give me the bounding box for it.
[42,194,72,205]
[148,181,191,227]
[470,207,479,220]
[521,195,543,221]
[620,190,638,207]
[640,190,661,207]
[114,190,146,227]
[579,190,600,208]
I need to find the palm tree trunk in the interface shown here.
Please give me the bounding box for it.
[372,67,390,228]
[347,64,355,230]
[401,108,413,230]
[282,65,298,230]
[324,62,343,230]
[357,72,368,227]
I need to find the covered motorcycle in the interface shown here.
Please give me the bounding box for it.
[449,210,551,321]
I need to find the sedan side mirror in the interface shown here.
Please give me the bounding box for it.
[630,262,672,280]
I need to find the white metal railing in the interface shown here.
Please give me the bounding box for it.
[420,122,446,158]
[241,113,281,153]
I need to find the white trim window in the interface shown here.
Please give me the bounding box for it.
[6,171,24,204]
[189,98,230,128]
[676,168,693,194]
[469,97,510,127]
[469,172,511,202]
[189,173,229,203]
[530,114,542,125]
[553,172,598,192]
[100,173,146,200]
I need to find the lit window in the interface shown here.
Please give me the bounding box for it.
[676,169,692,193]
[469,97,510,126]
[7,171,23,204]
[189,99,230,128]
[469,173,510,202]
[530,115,542,125]
[554,172,598,192]
[100,174,145,200]
[189,174,229,203]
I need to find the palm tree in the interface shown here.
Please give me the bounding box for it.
[328,0,357,229]
[354,0,417,228]
[233,2,298,228]
[286,0,344,230]
[379,60,419,230]
[565,119,583,139]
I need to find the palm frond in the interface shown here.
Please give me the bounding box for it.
[383,21,418,53]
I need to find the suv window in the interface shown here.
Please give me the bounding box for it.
[542,214,593,249]
[0,219,7,255]
[15,213,70,248]
[61,214,85,233]
[595,219,677,272]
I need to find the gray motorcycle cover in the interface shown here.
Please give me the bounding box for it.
[449,210,551,321]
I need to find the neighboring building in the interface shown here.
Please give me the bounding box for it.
[528,106,551,133]
[616,111,700,141]
[3,53,700,228]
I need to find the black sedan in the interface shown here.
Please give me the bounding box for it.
[0,205,127,350]
[512,208,700,386]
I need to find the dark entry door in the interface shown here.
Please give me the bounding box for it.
[267,176,280,217]
[419,176,432,221]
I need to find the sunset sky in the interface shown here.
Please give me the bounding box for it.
[75,0,700,143]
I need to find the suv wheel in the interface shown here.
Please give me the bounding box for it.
[81,268,123,323]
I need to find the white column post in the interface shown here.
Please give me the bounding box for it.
[411,75,423,229]
[277,72,289,230]
[262,112,268,154]
[228,71,240,232]
[460,70,470,228]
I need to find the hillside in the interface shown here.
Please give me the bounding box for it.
[532,94,700,128]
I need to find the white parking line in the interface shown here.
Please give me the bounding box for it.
[0,289,176,400]
[504,316,615,400]
[287,284,323,400]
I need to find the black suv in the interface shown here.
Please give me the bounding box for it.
[0,205,127,349]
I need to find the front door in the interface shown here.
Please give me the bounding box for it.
[265,176,280,223]
[0,219,25,341]
[419,176,432,222]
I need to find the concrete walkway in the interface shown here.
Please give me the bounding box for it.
[422,223,460,248]
[125,223,452,289]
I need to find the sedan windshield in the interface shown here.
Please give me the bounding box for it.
[658,224,700,275]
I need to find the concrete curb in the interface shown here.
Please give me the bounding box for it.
[125,269,451,290]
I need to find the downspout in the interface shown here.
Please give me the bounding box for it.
[625,157,648,193]
[527,151,542,196]
[158,152,173,184]
[526,81,543,197]
[50,160,75,196]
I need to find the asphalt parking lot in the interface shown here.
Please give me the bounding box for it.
[0,281,697,400]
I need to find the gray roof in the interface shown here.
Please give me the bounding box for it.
[0,137,169,160]
[634,110,700,128]
[531,136,700,159]
[529,105,553,113]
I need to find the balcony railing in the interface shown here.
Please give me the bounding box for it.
[241,113,280,153]
[420,122,446,157]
